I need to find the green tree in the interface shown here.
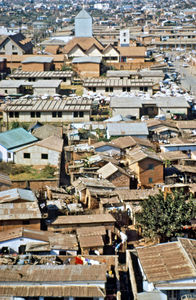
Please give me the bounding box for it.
[137,191,195,242]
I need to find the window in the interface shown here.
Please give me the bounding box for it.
[5,90,7,93]
[148,164,154,170]
[52,112,57,118]
[24,153,30,159]
[93,87,96,92]
[7,153,11,159]
[105,87,109,92]
[58,111,62,117]
[41,153,48,159]
[74,111,78,118]
[31,112,35,118]
[148,177,153,183]
[36,112,41,118]
[79,111,84,118]
[15,112,19,118]
[12,45,15,50]
[144,87,148,92]
[9,112,13,118]
[124,39,126,42]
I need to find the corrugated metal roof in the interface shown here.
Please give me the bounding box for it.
[0,285,105,298]
[0,80,28,88]
[22,56,53,64]
[33,80,62,88]
[137,238,196,283]
[72,56,102,64]
[0,128,37,150]
[0,264,106,282]
[50,213,116,225]
[110,96,142,108]
[107,122,148,137]
[84,78,154,87]
[10,70,73,78]
[5,98,92,112]
[79,235,104,248]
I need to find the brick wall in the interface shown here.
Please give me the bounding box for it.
[108,171,130,188]
[73,63,100,77]
[0,220,40,232]
[12,178,59,191]
[139,158,163,187]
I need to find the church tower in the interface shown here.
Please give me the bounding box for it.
[75,9,92,37]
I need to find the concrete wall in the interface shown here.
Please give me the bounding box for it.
[15,145,61,166]
[33,87,59,96]
[84,86,153,96]
[158,107,188,117]
[0,145,14,162]
[4,111,90,123]
[0,87,18,95]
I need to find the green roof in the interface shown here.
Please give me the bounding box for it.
[0,128,37,150]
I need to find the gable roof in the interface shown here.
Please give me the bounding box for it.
[98,162,118,179]
[9,33,34,53]
[36,135,63,152]
[137,238,196,283]
[75,9,92,20]
[64,37,104,53]
[127,147,162,164]
[0,128,37,150]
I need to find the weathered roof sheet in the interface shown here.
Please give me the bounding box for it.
[117,188,159,201]
[76,226,106,237]
[0,188,37,203]
[0,264,107,282]
[110,97,142,108]
[35,135,63,152]
[0,285,105,298]
[50,214,115,226]
[33,79,62,88]
[127,147,162,164]
[137,238,196,283]
[79,235,104,248]
[98,162,118,179]
[72,177,115,190]
[106,122,149,137]
[0,128,37,150]
[10,70,73,79]
[4,98,92,112]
